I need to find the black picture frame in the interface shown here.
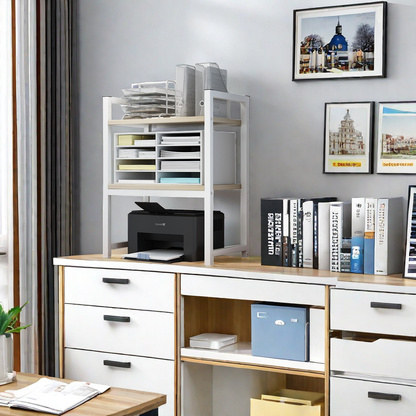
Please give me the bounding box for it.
[404,185,416,279]
[293,2,387,81]
[323,101,374,174]
[376,101,416,174]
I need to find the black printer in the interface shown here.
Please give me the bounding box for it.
[128,202,225,262]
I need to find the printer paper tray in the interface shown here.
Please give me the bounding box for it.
[122,249,184,262]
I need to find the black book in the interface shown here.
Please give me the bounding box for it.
[261,198,284,266]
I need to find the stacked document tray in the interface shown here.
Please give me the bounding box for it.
[121,81,176,119]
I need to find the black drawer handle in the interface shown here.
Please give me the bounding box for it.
[103,315,130,323]
[370,302,402,310]
[103,360,131,369]
[368,391,401,401]
[102,277,130,284]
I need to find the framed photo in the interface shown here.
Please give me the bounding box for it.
[293,2,387,81]
[324,102,374,173]
[376,102,416,174]
[404,186,416,279]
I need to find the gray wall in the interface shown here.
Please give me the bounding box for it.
[77,0,416,256]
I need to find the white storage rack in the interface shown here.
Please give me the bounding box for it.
[103,90,249,265]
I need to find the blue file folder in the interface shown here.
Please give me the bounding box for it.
[251,303,309,362]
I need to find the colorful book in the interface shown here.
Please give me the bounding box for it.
[374,197,404,275]
[261,198,283,266]
[351,198,365,274]
[364,197,377,274]
[330,202,351,273]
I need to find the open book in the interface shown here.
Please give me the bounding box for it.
[0,377,109,414]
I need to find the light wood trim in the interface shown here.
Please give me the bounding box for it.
[175,273,180,416]
[58,266,65,378]
[181,357,325,378]
[108,183,241,191]
[108,116,241,127]
[324,286,330,416]
[0,372,166,416]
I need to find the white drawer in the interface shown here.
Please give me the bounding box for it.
[65,348,174,416]
[331,376,416,416]
[65,304,174,360]
[331,289,416,337]
[331,337,416,381]
[182,274,325,306]
[64,266,175,312]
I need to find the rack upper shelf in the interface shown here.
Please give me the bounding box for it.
[108,116,242,127]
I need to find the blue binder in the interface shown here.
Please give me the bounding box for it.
[251,303,309,362]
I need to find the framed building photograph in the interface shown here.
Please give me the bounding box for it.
[293,2,387,81]
[324,102,374,173]
[376,102,416,174]
[404,186,416,279]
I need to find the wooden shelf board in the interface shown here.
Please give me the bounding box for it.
[108,183,241,191]
[108,116,241,127]
[181,343,325,375]
[181,356,325,378]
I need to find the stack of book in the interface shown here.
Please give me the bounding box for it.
[261,196,404,275]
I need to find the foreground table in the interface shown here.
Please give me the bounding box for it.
[0,373,166,416]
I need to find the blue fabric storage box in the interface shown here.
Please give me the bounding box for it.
[251,303,309,362]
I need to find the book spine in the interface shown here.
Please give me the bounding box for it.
[351,198,365,274]
[318,202,330,270]
[290,199,298,267]
[341,238,352,272]
[364,198,377,275]
[261,199,283,266]
[297,199,303,268]
[303,200,314,268]
[374,198,388,275]
[330,204,343,272]
[313,203,319,269]
[282,199,291,267]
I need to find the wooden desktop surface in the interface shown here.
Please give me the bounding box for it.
[0,373,166,416]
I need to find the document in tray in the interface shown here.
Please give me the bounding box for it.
[0,377,109,414]
[123,249,184,262]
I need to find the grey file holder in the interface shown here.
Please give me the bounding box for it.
[195,62,228,117]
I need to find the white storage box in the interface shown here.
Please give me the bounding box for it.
[190,333,237,349]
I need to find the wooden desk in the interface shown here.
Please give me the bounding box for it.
[0,373,166,416]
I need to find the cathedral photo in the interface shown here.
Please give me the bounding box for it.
[324,102,373,174]
[293,3,386,80]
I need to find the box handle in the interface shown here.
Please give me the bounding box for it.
[368,391,401,401]
[104,315,130,323]
[102,277,130,284]
[370,302,402,310]
[103,360,131,369]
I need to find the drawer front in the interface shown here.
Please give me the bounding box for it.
[182,274,326,306]
[331,289,416,336]
[65,304,174,360]
[65,348,174,416]
[331,337,416,380]
[64,266,175,312]
[331,376,416,416]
